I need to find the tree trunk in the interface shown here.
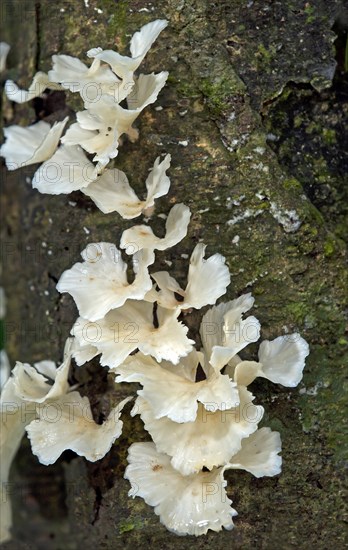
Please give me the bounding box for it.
[1,0,347,548]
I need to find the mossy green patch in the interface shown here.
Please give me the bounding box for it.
[199,78,234,115]
[118,518,143,534]
[323,236,335,256]
[256,43,273,65]
[282,178,303,191]
[322,128,336,145]
[304,3,316,24]
[101,0,128,44]
[177,80,200,98]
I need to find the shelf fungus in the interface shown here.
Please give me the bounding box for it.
[56,243,155,321]
[124,434,281,536]
[0,42,10,73]
[1,339,74,542]
[120,203,191,253]
[59,219,307,535]
[72,300,195,369]
[1,20,168,212]
[83,154,172,217]
[0,118,68,171]
[4,72,62,104]
[0,17,310,542]
[147,242,231,310]
[26,392,132,465]
[116,351,240,423]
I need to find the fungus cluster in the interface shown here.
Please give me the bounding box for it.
[0,20,309,542]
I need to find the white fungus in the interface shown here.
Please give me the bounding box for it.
[0,17,310,541]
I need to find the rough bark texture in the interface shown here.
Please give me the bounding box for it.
[1,0,347,548]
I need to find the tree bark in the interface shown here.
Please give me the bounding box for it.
[1,0,347,548]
